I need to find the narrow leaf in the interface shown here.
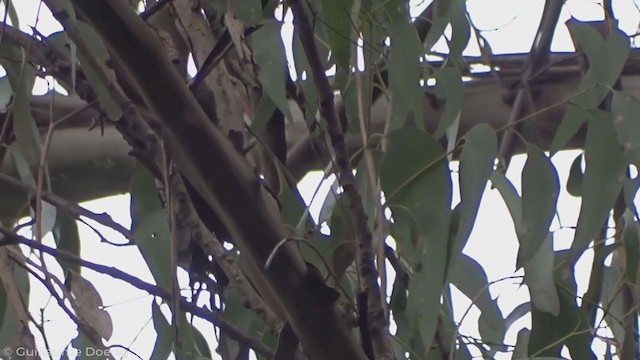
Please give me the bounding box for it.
[566,152,583,197]
[381,128,452,348]
[321,0,353,71]
[571,111,626,264]
[251,21,292,121]
[388,22,423,130]
[611,91,640,166]
[524,235,559,315]
[449,254,505,344]
[454,124,496,259]
[519,145,560,267]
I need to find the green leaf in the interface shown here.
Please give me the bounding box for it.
[622,210,640,284]
[250,94,277,132]
[388,22,424,131]
[150,301,173,360]
[447,1,470,61]
[75,22,122,120]
[221,286,259,358]
[611,91,640,166]
[600,265,625,352]
[449,254,505,345]
[570,111,626,264]
[133,210,172,290]
[190,326,212,359]
[1,0,19,28]
[129,164,172,290]
[550,23,629,154]
[519,145,559,267]
[381,128,452,348]
[47,29,121,120]
[550,107,588,156]
[504,302,530,331]
[489,170,522,231]
[176,311,205,359]
[251,21,292,121]
[321,0,353,71]
[0,43,41,170]
[512,328,530,360]
[433,66,464,138]
[129,163,163,231]
[528,251,596,360]
[566,152,583,197]
[228,0,262,25]
[454,124,496,260]
[523,235,559,315]
[424,0,466,52]
[53,212,81,274]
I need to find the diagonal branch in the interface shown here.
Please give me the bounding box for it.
[497,0,565,168]
[288,1,393,358]
[65,0,366,358]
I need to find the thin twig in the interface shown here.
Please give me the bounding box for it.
[0,227,275,358]
[0,173,133,243]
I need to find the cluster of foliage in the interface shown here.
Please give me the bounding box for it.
[0,0,639,359]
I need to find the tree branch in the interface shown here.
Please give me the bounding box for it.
[65,1,367,358]
[289,1,393,358]
[0,227,275,358]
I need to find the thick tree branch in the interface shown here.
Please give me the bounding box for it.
[65,1,366,358]
[289,1,393,358]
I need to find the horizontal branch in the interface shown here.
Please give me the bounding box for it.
[4,70,640,217]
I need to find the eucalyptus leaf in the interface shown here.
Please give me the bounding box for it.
[381,128,452,348]
[449,254,505,344]
[228,0,262,25]
[251,21,292,121]
[150,301,173,360]
[611,91,640,166]
[566,153,583,197]
[550,23,629,154]
[454,124,496,260]
[321,0,353,71]
[519,145,559,267]
[523,234,559,316]
[433,67,464,138]
[388,22,424,131]
[571,111,626,264]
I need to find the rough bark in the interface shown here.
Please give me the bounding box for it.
[66,1,366,358]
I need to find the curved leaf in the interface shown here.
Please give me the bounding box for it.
[150,301,173,360]
[228,0,262,25]
[551,23,629,154]
[252,21,292,121]
[434,67,464,138]
[566,152,583,197]
[321,0,353,71]
[611,91,640,166]
[489,170,522,231]
[454,124,497,260]
[519,145,559,267]
[381,128,452,349]
[388,22,423,130]
[449,254,505,345]
[524,234,559,316]
[571,111,626,264]
[129,164,171,290]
